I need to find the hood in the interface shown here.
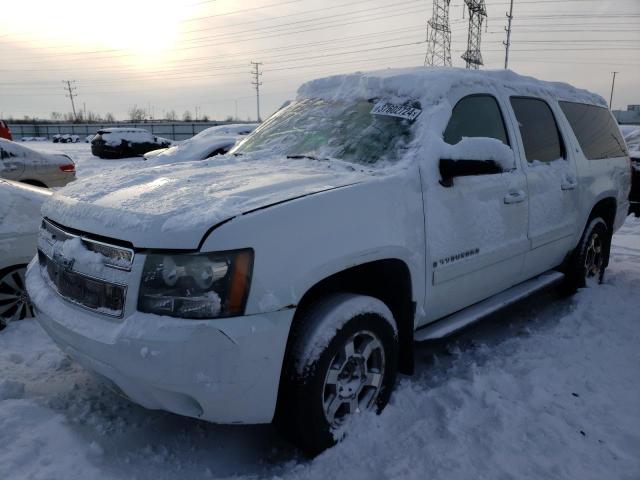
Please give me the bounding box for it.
[43,155,368,249]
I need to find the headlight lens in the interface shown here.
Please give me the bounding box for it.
[138,249,253,319]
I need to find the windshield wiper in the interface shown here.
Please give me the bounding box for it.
[286,154,318,160]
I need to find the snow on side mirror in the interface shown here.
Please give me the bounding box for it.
[438,137,515,187]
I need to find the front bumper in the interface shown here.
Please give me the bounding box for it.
[26,261,294,424]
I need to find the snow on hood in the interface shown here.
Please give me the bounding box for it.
[42,154,369,249]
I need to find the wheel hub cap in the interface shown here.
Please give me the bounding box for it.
[0,267,34,326]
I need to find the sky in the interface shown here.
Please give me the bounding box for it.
[0,0,639,122]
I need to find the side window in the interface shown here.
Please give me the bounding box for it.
[444,95,510,146]
[559,101,627,160]
[510,97,565,163]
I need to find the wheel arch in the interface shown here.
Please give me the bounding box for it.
[281,259,416,383]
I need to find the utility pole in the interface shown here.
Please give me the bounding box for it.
[609,71,618,109]
[503,0,514,69]
[251,61,263,122]
[63,80,78,120]
[462,0,487,69]
[424,0,452,67]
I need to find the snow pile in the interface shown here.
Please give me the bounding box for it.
[0,180,49,237]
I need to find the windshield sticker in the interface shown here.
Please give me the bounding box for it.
[370,101,422,120]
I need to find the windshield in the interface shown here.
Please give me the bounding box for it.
[231,98,420,165]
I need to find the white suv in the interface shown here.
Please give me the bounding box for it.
[26,68,631,454]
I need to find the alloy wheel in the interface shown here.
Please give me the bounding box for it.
[322,330,385,427]
[584,232,604,281]
[0,267,34,327]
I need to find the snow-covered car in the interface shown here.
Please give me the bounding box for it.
[0,138,76,188]
[0,179,51,329]
[143,124,256,162]
[91,128,172,159]
[26,68,631,454]
[621,125,640,216]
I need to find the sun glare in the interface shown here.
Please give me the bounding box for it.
[1,0,196,66]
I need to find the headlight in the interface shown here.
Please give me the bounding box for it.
[138,249,253,319]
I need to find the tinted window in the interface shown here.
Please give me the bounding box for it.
[510,97,564,163]
[444,95,510,146]
[559,101,627,160]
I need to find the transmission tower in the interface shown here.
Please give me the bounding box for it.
[424,0,452,67]
[461,0,487,69]
[63,80,78,120]
[250,61,263,122]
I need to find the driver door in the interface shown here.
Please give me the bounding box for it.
[421,93,529,322]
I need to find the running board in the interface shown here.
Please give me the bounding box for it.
[414,271,565,341]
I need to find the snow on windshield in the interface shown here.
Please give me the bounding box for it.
[233,98,419,165]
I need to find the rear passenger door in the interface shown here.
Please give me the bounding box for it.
[509,97,579,276]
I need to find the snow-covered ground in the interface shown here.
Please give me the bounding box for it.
[1,142,639,480]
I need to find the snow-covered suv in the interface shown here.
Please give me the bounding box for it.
[26,68,631,454]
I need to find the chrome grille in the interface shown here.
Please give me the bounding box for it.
[39,251,127,318]
[41,219,134,271]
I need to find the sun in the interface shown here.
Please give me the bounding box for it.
[1,0,194,65]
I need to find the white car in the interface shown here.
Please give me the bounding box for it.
[0,180,51,329]
[26,68,631,453]
[143,124,256,162]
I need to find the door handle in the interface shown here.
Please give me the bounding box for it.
[504,190,527,204]
[561,180,578,191]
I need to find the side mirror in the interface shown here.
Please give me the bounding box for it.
[438,138,515,187]
[439,159,503,187]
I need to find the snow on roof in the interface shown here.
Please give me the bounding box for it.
[297,67,606,107]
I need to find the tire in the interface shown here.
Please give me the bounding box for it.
[0,265,34,331]
[276,293,398,455]
[563,217,611,293]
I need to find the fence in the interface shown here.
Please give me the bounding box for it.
[7,121,252,141]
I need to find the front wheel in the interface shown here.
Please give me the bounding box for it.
[0,265,34,331]
[276,293,398,455]
[563,217,611,292]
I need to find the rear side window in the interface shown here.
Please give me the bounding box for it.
[510,97,565,163]
[559,101,627,159]
[444,95,510,146]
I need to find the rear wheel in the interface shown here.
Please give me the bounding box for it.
[0,265,34,331]
[563,217,611,292]
[276,294,398,455]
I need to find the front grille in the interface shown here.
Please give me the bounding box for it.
[41,219,134,271]
[39,250,127,318]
